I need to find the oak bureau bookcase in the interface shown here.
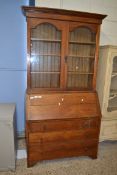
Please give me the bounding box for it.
[22,6,106,167]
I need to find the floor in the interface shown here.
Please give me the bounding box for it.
[0,139,117,175]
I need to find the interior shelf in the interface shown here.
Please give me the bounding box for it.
[31,71,60,74]
[68,72,93,75]
[31,54,95,58]
[31,38,61,42]
[31,54,61,57]
[69,41,96,45]
[68,55,95,58]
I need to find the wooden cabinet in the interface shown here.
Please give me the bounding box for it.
[97,46,117,141]
[22,6,106,167]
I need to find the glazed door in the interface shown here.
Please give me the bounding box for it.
[28,19,66,90]
[108,55,117,111]
[66,22,98,90]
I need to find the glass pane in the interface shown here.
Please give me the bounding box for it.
[108,56,117,111]
[30,23,61,88]
[69,27,96,43]
[67,74,93,89]
[31,73,60,88]
[67,27,96,89]
[69,44,95,57]
[31,23,61,40]
[108,96,117,112]
[67,57,94,73]
[110,76,117,92]
[113,56,117,73]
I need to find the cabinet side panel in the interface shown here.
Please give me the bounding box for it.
[96,47,109,112]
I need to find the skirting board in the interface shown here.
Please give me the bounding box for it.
[17,131,25,139]
[17,150,27,159]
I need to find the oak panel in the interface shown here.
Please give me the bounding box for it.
[29,104,99,120]
[28,129,99,143]
[28,139,98,162]
[28,117,100,132]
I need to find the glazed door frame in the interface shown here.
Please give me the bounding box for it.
[65,22,100,90]
[27,18,68,91]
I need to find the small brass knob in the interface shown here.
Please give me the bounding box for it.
[61,98,64,102]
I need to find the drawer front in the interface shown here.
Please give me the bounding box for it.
[28,139,98,161]
[29,104,100,120]
[29,139,98,152]
[28,118,100,132]
[28,129,99,143]
[29,93,97,106]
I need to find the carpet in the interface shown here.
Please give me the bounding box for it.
[0,141,117,175]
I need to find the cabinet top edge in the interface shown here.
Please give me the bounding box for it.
[22,6,107,20]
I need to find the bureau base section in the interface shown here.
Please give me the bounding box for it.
[27,140,98,167]
[26,92,101,167]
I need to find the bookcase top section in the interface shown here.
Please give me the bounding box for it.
[22,6,107,24]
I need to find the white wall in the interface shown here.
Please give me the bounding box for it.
[35,0,117,45]
[0,0,28,135]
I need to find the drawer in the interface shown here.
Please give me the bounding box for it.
[29,139,98,152]
[29,103,100,120]
[29,146,97,162]
[28,93,97,106]
[28,129,99,143]
[28,118,100,132]
[28,139,98,161]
